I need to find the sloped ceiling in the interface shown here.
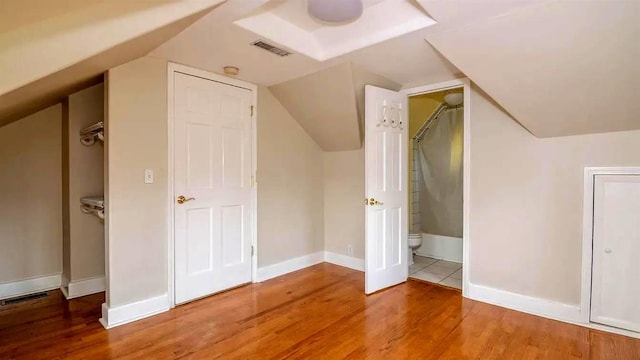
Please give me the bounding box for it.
[269,62,400,151]
[4,0,636,142]
[150,3,461,87]
[0,0,226,125]
[0,12,215,128]
[425,0,640,137]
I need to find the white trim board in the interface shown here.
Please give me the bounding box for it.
[99,294,170,329]
[402,78,471,298]
[324,252,365,272]
[256,252,325,282]
[62,276,105,300]
[0,274,61,300]
[468,282,640,339]
[468,283,581,324]
[256,251,364,283]
[167,62,259,308]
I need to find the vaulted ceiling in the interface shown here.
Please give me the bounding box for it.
[1,0,638,143]
[151,0,640,141]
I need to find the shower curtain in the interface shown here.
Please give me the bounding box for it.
[416,107,464,238]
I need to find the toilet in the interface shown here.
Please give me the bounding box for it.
[408,233,422,265]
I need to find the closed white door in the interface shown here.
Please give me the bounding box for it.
[591,174,640,332]
[173,72,253,304]
[364,85,408,294]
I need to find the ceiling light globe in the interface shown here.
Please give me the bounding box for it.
[308,0,363,24]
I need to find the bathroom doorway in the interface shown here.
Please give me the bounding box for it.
[405,84,466,291]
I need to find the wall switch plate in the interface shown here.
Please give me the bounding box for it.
[144,169,154,184]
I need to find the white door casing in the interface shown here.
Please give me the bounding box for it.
[590,174,640,333]
[364,85,408,294]
[173,72,253,304]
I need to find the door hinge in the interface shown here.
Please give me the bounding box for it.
[250,105,254,117]
[251,245,254,256]
[251,175,255,187]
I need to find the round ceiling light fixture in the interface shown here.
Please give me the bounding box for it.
[444,92,463,106]
[308,0,363,24]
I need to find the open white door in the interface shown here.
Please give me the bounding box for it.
[173,71,253,304]
[364,85,408,294]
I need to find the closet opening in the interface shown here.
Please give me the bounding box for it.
[0,81,106,326]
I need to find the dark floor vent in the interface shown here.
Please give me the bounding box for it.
[1,291,48,306]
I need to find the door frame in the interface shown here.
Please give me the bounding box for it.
[167,62,258,308]
[400,78,471,297]
[580,167,640,330]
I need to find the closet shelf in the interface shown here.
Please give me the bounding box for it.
[80,196,105,220]
[80,121,104,146]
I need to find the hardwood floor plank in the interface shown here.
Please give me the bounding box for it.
[1,263,639,359]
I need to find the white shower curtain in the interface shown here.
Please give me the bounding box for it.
[417,107,463,237]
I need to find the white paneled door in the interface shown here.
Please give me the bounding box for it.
[591,174,640,332]
[173,72,253,304]
[364,85,408,294]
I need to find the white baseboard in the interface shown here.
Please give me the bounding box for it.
[588,321,640,339]
[0,273,62,300]
[467,283,581,324]
[62,276,105,299]
[415,233,463,263]
[467,282,640,339]
[256,251,324,282]
[324,251,364,272]
[99,294,170,329]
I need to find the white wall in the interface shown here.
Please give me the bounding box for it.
[105,56,168,308]
[63,83,105,283]
[0,105,62,283]
[257,86,325,267]
[469,85,640,305]
[323,149,365,259]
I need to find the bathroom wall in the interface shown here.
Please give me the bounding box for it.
[0,105,63,285]
[62,83,105,288]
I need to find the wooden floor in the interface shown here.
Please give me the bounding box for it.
[1,264,639,359]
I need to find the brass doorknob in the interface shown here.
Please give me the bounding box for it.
[177,195,195,204]
[368,198,383,206]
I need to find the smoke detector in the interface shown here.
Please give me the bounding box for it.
[223,66,239,76]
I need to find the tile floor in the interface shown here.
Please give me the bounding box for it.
[409,255,462,290]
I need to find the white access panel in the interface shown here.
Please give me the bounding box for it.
[590,174,640,333]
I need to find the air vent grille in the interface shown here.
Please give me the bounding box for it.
[251,40,291,57]
[1,291,48,306]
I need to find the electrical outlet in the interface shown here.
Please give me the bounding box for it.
[347,244,353,256]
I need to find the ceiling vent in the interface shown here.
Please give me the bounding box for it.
[251,40,292,57]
